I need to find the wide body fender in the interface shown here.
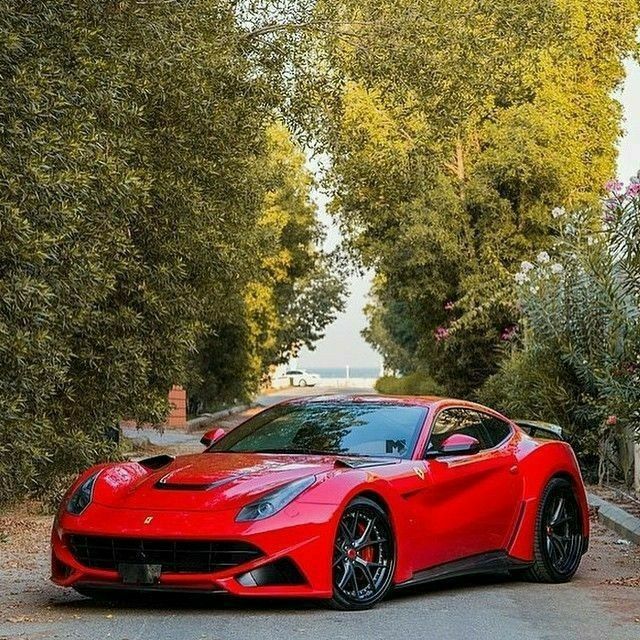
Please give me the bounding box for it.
[508,441,589,561]
[298,469,418,587]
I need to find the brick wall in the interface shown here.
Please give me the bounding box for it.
[166,385,187,428]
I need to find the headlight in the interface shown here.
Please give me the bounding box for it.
[66,471,100,515]
[236,476,315,522]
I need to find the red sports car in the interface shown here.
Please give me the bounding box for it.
[51,395,589,610]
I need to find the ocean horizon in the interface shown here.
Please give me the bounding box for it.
[298,366,381,379]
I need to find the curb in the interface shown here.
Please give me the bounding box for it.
[186,403,259,433]
[588,492,640,545]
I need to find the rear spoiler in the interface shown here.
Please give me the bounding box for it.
[513,420,564,441]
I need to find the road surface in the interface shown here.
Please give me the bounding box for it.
[256,384,377,407]
[1,518,639,640]
[2,385,639,640]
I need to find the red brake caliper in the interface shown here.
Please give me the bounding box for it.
[357,522,375,563]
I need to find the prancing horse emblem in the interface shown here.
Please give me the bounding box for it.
[413,466,425,480]
[143,516,153,525]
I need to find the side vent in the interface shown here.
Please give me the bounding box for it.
[138,454,175,471]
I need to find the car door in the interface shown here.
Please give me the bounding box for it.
[409,408,523,570]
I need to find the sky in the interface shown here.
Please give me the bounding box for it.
[296,57,640,370]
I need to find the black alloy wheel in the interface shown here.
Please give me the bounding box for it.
[330,496,395,610]
[526,477,584,582]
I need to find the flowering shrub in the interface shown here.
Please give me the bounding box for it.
[483,177,640,486]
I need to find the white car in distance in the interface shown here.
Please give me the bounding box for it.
[282,369,320,387]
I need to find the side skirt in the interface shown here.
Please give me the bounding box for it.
[395,551,532,589]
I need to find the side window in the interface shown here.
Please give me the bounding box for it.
[480,414,512,448]
[427,409,492,452]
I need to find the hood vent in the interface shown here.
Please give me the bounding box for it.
[138,454,175,471]
[154,475,237,491]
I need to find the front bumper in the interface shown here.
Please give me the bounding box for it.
[51,501,337,598]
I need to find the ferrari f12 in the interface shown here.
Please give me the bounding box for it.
[52,395,589,610]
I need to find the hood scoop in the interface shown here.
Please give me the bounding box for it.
[155,471,242,491]
[334,457,399,469]
[137,454,175,470]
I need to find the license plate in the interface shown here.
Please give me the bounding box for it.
[118,563,162,585]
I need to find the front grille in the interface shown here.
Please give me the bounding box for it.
[67,535,263,574]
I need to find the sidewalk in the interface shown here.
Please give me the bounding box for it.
[121,406,262,455]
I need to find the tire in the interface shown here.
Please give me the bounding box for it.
[298,379,307,387]
[329,497,395,611]
[524,477,584,583]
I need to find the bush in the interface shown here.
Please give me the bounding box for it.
[480,183,640,486]
[477,347,602,480]
[375,372,445,396]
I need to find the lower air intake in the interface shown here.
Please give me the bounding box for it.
[236,558,306,587]
[67,535,263,574]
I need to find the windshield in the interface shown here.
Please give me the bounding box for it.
[208,401,428,459]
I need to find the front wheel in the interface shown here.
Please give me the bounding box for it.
[330,497,395,610]
[525,477,584,583]
[298,378,307,387]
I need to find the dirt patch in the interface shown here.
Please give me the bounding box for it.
[0,501,52,572]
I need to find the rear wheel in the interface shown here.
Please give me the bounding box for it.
[330,497,395,610]
[525,477,584,583]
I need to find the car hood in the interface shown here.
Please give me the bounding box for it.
[91,452,343,512]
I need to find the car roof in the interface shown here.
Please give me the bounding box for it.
[280,394,500,414]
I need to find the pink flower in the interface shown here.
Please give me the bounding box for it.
[434,326,450,342]
[605,179,624,193]
[500,325,518,341]
[444,300,454,311]
[626,182,640,197]
[605,415,617,426]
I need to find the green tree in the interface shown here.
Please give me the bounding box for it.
[0,1,343,504]
[188,123,345,411]
[307,0,640,395]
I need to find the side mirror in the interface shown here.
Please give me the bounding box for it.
[201,427,226,448]
[426,433,480,457]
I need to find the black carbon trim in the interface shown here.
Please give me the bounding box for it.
[334,458,400,469]
[396,551,532,588]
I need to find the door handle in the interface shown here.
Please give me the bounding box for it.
[509,465,518,475]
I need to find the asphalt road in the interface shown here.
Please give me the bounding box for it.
[256,384,377,407]
[2,385,639,640]
[1,520,639,640]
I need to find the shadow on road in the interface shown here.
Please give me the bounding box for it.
[48,571,521,614]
